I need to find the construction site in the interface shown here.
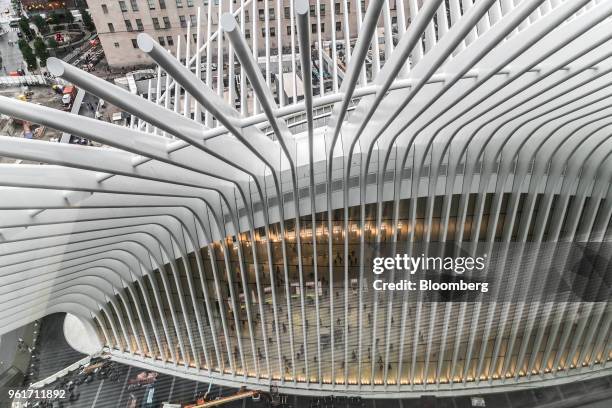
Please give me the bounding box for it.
[0,81,63,138]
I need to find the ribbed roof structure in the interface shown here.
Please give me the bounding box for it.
[1,0,611,397]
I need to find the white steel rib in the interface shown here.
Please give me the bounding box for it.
[0,0,611,397]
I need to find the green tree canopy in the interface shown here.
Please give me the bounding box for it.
[48,12,60,25]
[17,38,28,51]
[19,41,37,70]
[33,37,49,67]
[31,15,48,34]
[80,8,95,31]
[46,37,58,48]
[18,17,32,38]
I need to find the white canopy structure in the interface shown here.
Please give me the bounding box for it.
[0,0,611,397]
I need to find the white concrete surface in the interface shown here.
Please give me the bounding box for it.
[63,313,102,355]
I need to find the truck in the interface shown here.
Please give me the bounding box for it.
[61,86,77,110]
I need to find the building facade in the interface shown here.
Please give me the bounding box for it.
[0,0,611,399]
[89,0,402,68]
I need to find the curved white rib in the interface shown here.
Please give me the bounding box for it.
[0,0,611,397]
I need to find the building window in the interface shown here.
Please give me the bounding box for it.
[108,22,115,32]
[192,33,197,42]
[190,14,196,26]
[179,15,187,27]
[159,0,166,8]
[114,42,120,47]
[136,18,144,31]
[131,38,139,48]
[321,23,324,32]
[269,7,275,20]
[158,36,165,45]
[152,17,160,29]
[187,0,193,6]
[270,26,275,37]
[147,0,155,9]
[311,23,316,34]
[258,9,264,21]
[130,0,138,11]
[335,2,340,14]
[163,16,171,28]
[286,25,291,35]
[124,20,133,31]
[245,28,250,38]
[176,0,182,8]
[320,4,325,16]
[119,0,127,12]
[244,10,249,22]
[336,21,341,31]
[167,36,174,45]
[101,4,108,13]
[284,6,290,19]
[261,27,265,37]
[310,5,315,17]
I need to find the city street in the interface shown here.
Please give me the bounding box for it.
[0,0,24,73]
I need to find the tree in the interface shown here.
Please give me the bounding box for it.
[17,38,28,51]
[19,41,37,70]
[31,15,48,34]
[18,17,32,39]
[80,8,95,31]
[46,38,58,48]
[33,37,49,66]
[48,12,60,25]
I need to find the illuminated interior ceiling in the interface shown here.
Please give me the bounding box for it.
[1,0,611,397]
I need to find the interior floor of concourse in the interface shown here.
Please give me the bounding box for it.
[8,313,612,408]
